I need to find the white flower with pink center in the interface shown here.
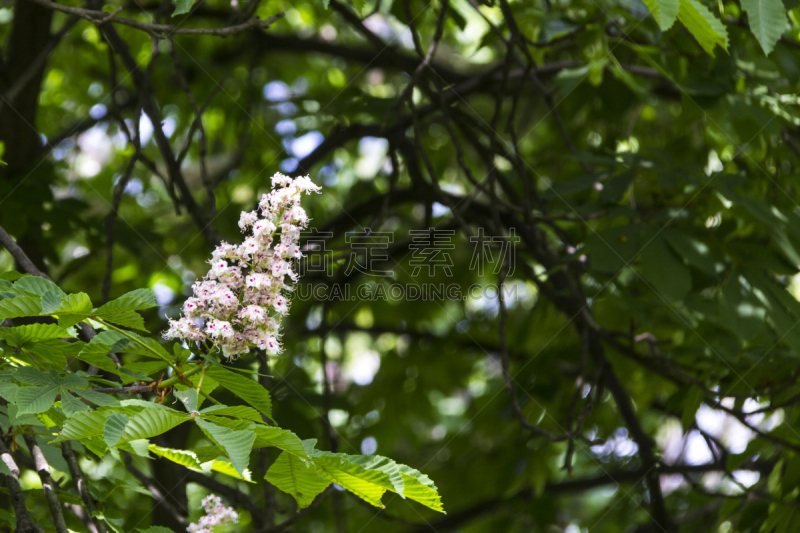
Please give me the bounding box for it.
[238,210,258,232]
[164,173,320,359]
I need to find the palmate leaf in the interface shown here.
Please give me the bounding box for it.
[742,0,788,55]
[677,0,728,55]
[642,0,679,30]
[266,439,444,512]
[195,419,256,476]
[206,366,272,419]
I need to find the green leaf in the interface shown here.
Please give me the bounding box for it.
[95,310,145,331]
[640,235,692,302]
[60,389,90,416]
[119,407,190,443]
[252,426,309,458]
[346,454,444,512]
[0,271,22,282]
[26,339,84,370]
[103,413,129,447]
[210,460,253,481]
[585,226,640,273]
[196,419,255,476]
[663,229,719,275]
[121,334,173,362]
[200,404,265,424]
[642,0,679,30]
[14,276,65,299]
[77,337,120,373]
[310,452,392,507]
[138,527,176,533]
[265,450,331,508]
[206,366,271,419]
[193,445,224,463]
[677,0,729,55]
[148,445,203,469]
[0,295,42,320]
[147,444,253,481]
[0,381,19,402]
[173,0,194,16]
[56,411,107,442]
[71,387,119,407]
[0,323,70,347]
[97,289,157,313]
[14,366,55,386]
[15,384,59,414]
[741,0,788,55]
[174,388,198,414]
[53,293,93,328]
[93,289,154,330]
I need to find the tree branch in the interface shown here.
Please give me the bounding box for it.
[22,434,69,533]
[0,437,45,533]
[24,0,284,37]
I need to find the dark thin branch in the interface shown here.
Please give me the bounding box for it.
[62,441,108,533]
[123,453,188,527]
[184,470,263,522]
[25,0,284,37]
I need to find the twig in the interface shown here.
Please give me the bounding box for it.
[123,453,188,526]
[62,441,108,533]
[24,0,284,37]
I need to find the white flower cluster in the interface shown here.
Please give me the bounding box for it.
[187,494,239,533]
[165,173,321,358]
